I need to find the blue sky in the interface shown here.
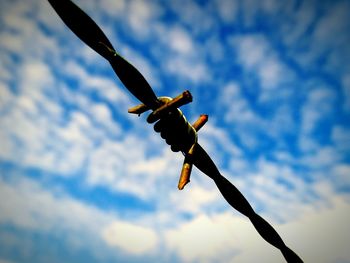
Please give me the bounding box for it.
[0,0,350,262]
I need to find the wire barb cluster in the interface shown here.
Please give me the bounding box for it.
[129,90,208,190]
[130,91,303,262]
[47,0,304,261]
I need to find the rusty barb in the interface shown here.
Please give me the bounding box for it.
[178,114,208,190]
[128,90,192,119]
[48,1,303,261]
[128,90,208,190]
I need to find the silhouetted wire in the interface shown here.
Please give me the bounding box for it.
[47,0,303,262]
[193,145,303,262]
[47,0,160,109]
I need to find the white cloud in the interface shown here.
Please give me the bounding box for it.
[233,35,267,69]
[90,102,122,136]
[0,176,110,234]
[202,35,225,62]
[277,196,350,263]
[20,60,55,93]
[168,27,194,55]
[102,221,158,255]
[128,154,168,176]
[258,58,286,89]
[299,86,337,151]
[279,0,316,47]
[1,1,35,36]
[332,125,350,152]
[268,104,296,138]
[0,174,163,258]
[168,185,221,215]
[128,0,152,31]
[86,139,130,188]
[313,1,350,49]
[165,213,244,263]
[0,259,16,263]
[342,74,350,111]
[165,56,210,83]
[1,1,349,262]
[86,134,183,200]
[0,58,128,176]
[230,34,295,92]
[214,0,238,23]
[169,1,215,35]
[240,0,262,27]
[62,60,131,108]
[199,121,242,168]
[222,156,344,224]
[0,32,23,55]
[220,82,259,124]
[0,52,12,82]
[332,164,350,190]
[126,0,163,38]
[0,81,13,110]
[0,9,189,201]
[100,0,125,16]
[2,164,350,263]
[300,146,341,170]
[36,0,66,32]
[0,0,59,62]
[0,61,67,170]
[302,85,335,116]
[217,82,269,150]
[282,1,350,80]
[165,195,350,263]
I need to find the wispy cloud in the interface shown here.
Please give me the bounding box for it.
[0,174,162,262]
[0,0,349,262]
[301,86,337,134]
[230,34,296,102]
[164,193,350,263]
[102,220,158,255]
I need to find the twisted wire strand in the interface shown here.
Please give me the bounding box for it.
[47,0,160,109]
[47,0,303,261]
[153,109,303,262]
[192,144,303,263]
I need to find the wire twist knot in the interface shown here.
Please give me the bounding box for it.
[128,90,207,189]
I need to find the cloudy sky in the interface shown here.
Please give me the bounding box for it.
[0,0,350,262]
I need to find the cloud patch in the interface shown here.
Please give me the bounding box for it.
[102,221,158,255]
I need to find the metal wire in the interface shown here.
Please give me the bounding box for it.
[47,0,304,261]
[155,110,303,263]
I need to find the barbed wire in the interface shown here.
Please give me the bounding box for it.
[152,107,303,262]
[47,0,304,261]
[192,144,303,262]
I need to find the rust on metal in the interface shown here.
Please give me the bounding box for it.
[178,114,208,190]
[178,160,192,190]
[192,114,208,131]
[147,90,192,123]
[128,90,193,119]
[128,103,150,115]
[178,143,196,190]
[47,1,304,260]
